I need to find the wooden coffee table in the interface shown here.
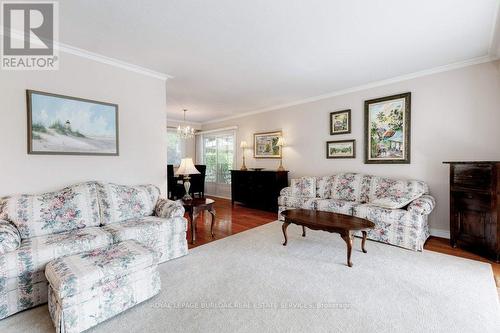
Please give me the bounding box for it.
[281,209,375,267]
[182,198,216,245]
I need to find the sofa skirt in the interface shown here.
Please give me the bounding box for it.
[0,280,48,320]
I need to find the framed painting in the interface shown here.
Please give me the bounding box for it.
[364,92,410,164]
[330,109,351,135]
[326,139,355,159]
[254,130,282,158]
[27,90,119,156]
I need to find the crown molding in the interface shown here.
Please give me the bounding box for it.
[167,118,202,125]
[59,42,173,81]
[203,55,499,125]
[489,0,500,57]
[1,29,172,81]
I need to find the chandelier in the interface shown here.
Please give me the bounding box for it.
[177,109,195,139]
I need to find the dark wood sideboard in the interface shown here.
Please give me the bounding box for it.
[443,161,500,262]
[231,170,289,212]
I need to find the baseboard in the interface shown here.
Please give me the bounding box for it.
[430,228,450,239]
[205,194,231,200]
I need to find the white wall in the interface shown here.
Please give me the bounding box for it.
[202,60,500,234]
[0,52,167,196]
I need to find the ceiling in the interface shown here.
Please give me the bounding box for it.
[59,0,500,123]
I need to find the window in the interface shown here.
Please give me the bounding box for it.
[202,132,235,184]
[167,128,186,166]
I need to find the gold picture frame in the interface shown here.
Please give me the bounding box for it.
[253,131,282,159]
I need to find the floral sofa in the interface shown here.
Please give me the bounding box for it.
[0,181,187,320]
[278,173,435,251]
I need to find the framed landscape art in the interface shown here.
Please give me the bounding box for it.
[364,92,410,164]
[330,109,351,135]
[254,130,282,158]
[326,139,355,159]
[27,90,119,155]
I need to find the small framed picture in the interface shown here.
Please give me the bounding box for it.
[326,140,356,159]
[330,109,351,135]
[254,131,282,158]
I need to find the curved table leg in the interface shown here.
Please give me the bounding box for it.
[302,225,306,237]
[361,231,368,253]
[340,231,353,267]
[282,222,290,246]
[209,209,216,238]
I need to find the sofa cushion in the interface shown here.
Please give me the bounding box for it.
[331,173,372,202]
[96,183,160,225]
[2,182,100,239]
[316,176,335,198]
[368,177,428,209]
[0,220,21,254]
[1,227,113,283]
[352,204,425,229]
[45,240,157,299]
[316,199,357,215]
[291,177,316,198]
[278,196,319,210]
[102,216,187,245]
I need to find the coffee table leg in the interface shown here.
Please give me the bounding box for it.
[188,211,195,245]
[209,209,216,238]
[361,231,368,253]
[340,231,353,267]
[282,222,290,246]
[302,226,306,237]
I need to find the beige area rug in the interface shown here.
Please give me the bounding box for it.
[1,221,499,332]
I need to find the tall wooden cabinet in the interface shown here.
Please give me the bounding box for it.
[443,161,500,262]
[231,170,289,212]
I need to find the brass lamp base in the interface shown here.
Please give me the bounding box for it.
[277,158,285,172]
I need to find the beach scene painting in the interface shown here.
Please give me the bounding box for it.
[27,90,119,155]
[364,93,410,164]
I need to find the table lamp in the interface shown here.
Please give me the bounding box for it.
[175,158,200,200]
[276,137,285,171]
[240,141,248,171]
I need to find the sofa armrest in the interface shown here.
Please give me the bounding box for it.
[407,195,435,215]
[280,187,292,197]
[155,198,185,219]
[0,219,21,254]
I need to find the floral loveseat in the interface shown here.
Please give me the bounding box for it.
[278,173,435,251]
[0,181,187,320]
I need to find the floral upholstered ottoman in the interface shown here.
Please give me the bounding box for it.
[45,240,161,333]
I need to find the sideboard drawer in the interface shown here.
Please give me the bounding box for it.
[452,191,491,212]
[452,164,492,190]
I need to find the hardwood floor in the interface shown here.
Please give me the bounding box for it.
[186,196,276,250]
[187,197,499,288]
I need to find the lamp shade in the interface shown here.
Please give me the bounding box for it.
[240,141,248,148]
[276,137,285,147]
[175,158,200,175]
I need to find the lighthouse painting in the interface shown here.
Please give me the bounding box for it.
[27,90,119,155]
